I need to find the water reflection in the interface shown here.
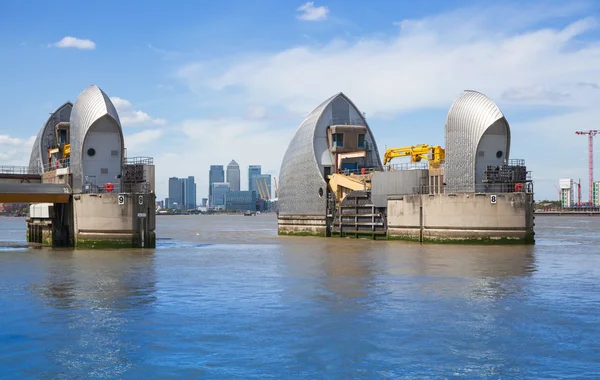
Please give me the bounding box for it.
[386,244,537,301]
[28,249,157,378]
[279,239,380,302]
[32,249,157,309]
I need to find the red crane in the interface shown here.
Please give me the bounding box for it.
[575,130,600,205]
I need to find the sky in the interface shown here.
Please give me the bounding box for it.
[2,0,600,202]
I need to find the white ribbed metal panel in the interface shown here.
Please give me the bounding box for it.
[28,102,73,174]
[444,90,511,192]
[70,85,123,192]
[279,93,382,216]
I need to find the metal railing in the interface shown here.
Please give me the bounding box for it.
[0,165,34,175]
[507,159,526,166]
[43,158,70,172]
[124,157,154,165]
[337,167,379,176]
[83,176,151,194]
[328,118,366,126]
[535,206,600,213]
[416,182,534,195]
[385,162,430,171]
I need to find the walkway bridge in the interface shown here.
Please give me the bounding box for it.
[0,166,71,203]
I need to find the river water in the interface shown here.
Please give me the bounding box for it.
[0,215,599,378]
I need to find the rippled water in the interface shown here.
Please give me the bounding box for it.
[1,215,599,378]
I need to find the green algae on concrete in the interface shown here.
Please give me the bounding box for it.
[421,236,534,245]
[386,235,422,243]
[278,230,326,237]
[75,239,138,249]
[75,237,157,249]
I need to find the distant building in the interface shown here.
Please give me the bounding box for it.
[594,181,600,206]
[209,165,225,206]
[168,176,197,210]
[254,174,272,200]
[225,191,257,211]
[248,165,261,194]
[201,198,208,207]
[168,177,183,209]
[186,176,196,210]
[227,160,241,192]
[559,178,573,208]
[212,182,230,208]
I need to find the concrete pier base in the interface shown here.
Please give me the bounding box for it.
[26,218,53,246]
[25,193,156,248]
[73,193,156,248]
[277,215,327,236]
[387,192,535,244]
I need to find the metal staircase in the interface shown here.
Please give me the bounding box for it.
[330,190,387,239]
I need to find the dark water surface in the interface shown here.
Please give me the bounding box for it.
[1,215,599,378]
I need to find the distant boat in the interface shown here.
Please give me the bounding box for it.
[243,211,256,216]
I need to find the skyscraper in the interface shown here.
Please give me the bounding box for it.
[186,176,196,209]
[248,165,261,194]
[227,160,241,192]
[168,177,183,209]
[209,165,225,206]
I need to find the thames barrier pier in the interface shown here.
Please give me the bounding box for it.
[17,85,156,248]
[278,91,535,244]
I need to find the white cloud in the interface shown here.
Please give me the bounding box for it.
[156,83,174,91]
[178,10,600,117]
[110,97,166,126]
[0,135,36,166]
[296,2,329,21]
[245,106,267,119]
[125,130,164,153]
[49,36,96,50]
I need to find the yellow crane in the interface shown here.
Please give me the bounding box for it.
[255,178,266,200]
[383,144,445,169]
[262,178,271,200]
[255,178,271,200]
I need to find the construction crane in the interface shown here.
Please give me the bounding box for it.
[255,177,271,200]
[554,185,561,202]
[262,178,271,200]
[255,178,266,200]
[383,144,445,169]
[575,130,600,204]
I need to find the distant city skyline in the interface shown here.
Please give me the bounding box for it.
[203,160,274,210]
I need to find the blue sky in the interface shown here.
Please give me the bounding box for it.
[2,0,600,201]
